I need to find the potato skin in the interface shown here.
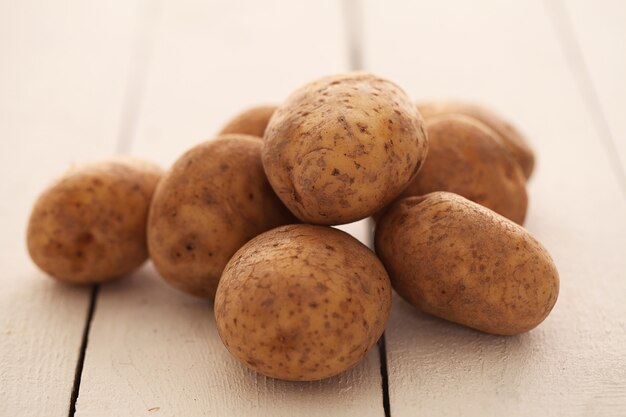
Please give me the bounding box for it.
[27,158,163,284]
[418,101,535,178]
[263,73,428,225]
[398,114,528,224]
[147,135,296,300]
[215,224,392,381]
[219,105,277,138]
[375,192,559,335]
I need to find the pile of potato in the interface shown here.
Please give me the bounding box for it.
[26,73,559,382]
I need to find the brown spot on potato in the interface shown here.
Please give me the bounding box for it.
[147,135,297,300]
[26,158,163,284]
[262,73,428,225]
[375,192,559,336]
[214,225,392,381]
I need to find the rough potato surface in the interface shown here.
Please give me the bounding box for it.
[375,192,559,335]
[215,224,392,381]
[418,101,535,178]
[27,159,163,283]
[219,105,277,138]
[263,73,428,225]
[398,114,528,224]
[147,135,296,300]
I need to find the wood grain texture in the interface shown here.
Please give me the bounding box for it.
[75,1,383,415]
[552,0,626,184]
[362,0,626,415]
[0,0,139,415]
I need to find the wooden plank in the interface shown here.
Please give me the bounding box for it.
[75,1,385,416]
[0,1,139,415]
[551,0,626,184]
[362,0,626,415]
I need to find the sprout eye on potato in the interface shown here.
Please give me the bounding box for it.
[215,224,392,381]
[417,101,535,179]
[219,104,277,138]
[263,72,429,225]
[375,192,559,336]
[395,114,528,224]
[27,158,163,284]
[147,134,296,300]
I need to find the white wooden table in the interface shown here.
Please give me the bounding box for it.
[1,1,625,416]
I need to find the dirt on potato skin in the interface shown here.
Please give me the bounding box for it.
[215,224,392,381]
[147,135,297,300]
[375,192,559,336]
[263,73,428,226]
[27,159,163,284]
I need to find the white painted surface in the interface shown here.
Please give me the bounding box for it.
[3,0,626,415]
[557,0,626,179]
[75,1,383,416]
[363,0,626,415]
[0,1,139,415]
[77,265,383,417]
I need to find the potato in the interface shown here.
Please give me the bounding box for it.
[219,105,277,138]
[263,73,428,225]
[215,224,392,381]
[375,192,559,335]
[27,158,163,284]
[396,114,528,224]
[147,134,296,300]
[418,101,535,178]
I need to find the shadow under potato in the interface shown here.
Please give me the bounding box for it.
[86,264,386,415]
[386,293,542,391]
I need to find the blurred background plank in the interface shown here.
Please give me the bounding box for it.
[0,0,141,415]
[74,1,384,416]
[550,0,626,189]
[361,0,626,415]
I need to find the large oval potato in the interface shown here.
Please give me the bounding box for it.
[375,192,559,335]
[397,114,528,224]
[147,134,296,300]
[215,224,392,381]
[27,158,163,284]
[418,101,535,178]
[219,105,277,138]
[263,73,428,225]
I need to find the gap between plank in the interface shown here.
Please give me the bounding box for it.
[115,0,161,154]
[377,334,392,417]
[543,0,626,200]
[342,1,392,415]
[68,285,99,417]
[343,0,364,72]
[69,2,161,416]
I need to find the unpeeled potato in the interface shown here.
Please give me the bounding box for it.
[27,158,163,284]
[396,114,528,224]
[418,101,535,178]
[263,72,428,225]
[215,224,392,381]
[147,134,296,300]
[375,192,559,335]
[219,105,277,138]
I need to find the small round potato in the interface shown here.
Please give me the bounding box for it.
[215,224,392,381]
[27,158,163,284]
[397,114,528,224]
[418,101,535,178]
[375,192,559,335]
[219,105,277,138]
[147,134,296,300]
[263,73,428,225]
